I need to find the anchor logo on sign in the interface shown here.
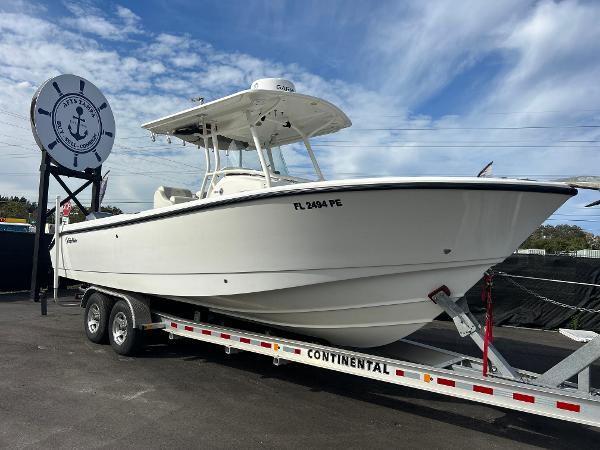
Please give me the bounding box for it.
[68,106,88,141]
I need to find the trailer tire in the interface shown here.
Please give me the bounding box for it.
[108,300,143,355]
[84,292,112,344]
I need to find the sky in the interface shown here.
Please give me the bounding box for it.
[1,0,600,233]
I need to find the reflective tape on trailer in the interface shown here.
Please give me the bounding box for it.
[168,321,302,355]
[160,315,598,427]
[395,368,582,416]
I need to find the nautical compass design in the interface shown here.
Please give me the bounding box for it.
[31,74,115,171]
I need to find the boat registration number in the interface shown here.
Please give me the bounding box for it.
[293,199,343,210]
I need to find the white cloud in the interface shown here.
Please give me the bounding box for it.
[62,2,143,40]
[361,0,530,107]
[483,0,600,116]
[0,1,599,232]
[346,0,600,230]
[0,0,46,14]
[116,5,140,27]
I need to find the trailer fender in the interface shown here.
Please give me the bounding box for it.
[81,286,152,329]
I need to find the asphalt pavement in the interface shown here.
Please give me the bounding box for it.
[1,291,599,449]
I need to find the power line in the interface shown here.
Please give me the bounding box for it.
[0,154,38,159]
[0,131,36,141]
[0,152,38,157]
[3,107,600,133]
[351,108,600,118]
[0,140,38,150]
[352,125,600,131]
[0,199,152,204]
[552,213,600,217]
[5,105,600,124]
[311,143,600,149]
[104,156,199,184]
[0,120,30,130]
[3,169,599,179]
[317,139,600,144]
[116,135,150,140]
[0,109,28,121]
[546,218,600,223]
[128,141,600,149]
[102,170,198,175]
[0,173,38,176]
[113,145,203,170]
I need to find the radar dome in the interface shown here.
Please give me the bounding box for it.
[250,78,296,93]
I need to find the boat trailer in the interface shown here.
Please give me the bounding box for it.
[80,284,600,428]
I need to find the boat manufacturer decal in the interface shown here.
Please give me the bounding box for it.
[293,199,343,210]
[66,237,78,244]
[276,84,295,92]
[306,349,390,375]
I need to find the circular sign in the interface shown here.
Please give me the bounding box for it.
[30,74,115,171]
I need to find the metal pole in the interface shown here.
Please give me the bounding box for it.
[246,111,271,188]
[210,128,220,191]
[53,195,60,300]
[198,120,211,198]
[31,151,51,315]
[263,116,327,181]
[302,136,324,181]
[90,166,102,213]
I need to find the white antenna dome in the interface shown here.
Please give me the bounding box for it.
[250,78,296,93]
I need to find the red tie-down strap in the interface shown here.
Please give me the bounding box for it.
[482,272,494,377]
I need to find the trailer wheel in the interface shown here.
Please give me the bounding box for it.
[84,292,112,344]
[108,300,143,355]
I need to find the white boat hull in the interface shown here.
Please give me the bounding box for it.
[54,178,575,347]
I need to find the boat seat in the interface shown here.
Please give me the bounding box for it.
[154,186,197,209]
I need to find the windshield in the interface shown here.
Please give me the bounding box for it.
[199,136,320,198]
[267,146,289,176]
[220,142,290,176]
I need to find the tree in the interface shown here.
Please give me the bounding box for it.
[1,195,122,224]
[521,224,600,251]
[0,196,37,221]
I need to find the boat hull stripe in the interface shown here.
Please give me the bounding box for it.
[60,181,576,235]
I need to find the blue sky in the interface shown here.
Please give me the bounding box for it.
[1,0,600,233]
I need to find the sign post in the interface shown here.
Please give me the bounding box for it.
[29,74,115,314]
[53,196,60,301]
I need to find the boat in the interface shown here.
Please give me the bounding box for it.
[53,78,577,347]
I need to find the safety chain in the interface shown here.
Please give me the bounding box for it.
[492,270,600,315]
[481,272,494,377]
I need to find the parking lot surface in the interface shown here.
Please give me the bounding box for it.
[1,292,598,449]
